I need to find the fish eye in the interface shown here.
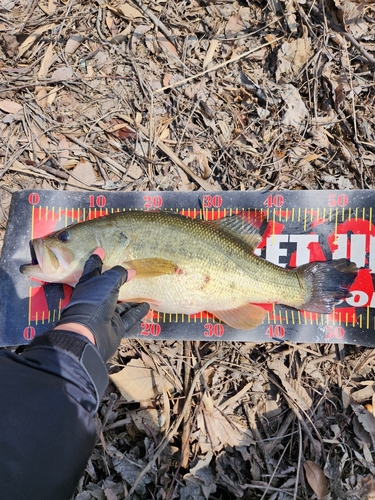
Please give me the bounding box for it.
[58,231,70,242]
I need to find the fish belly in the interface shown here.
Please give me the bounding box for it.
[118,273,247,314]
[117,260,297,314]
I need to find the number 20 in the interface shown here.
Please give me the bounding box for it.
[140,323,161,336]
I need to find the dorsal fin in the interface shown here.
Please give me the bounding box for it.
[210,214,262,250]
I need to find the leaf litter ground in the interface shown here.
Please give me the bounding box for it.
[1,0,375,498]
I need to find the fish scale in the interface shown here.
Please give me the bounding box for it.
[112,212,301,310]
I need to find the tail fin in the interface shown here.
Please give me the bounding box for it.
[296,258,358,313]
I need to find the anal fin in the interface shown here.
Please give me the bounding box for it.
[142,308,156,324]
[211,303,267,330]
[124,258,177,278]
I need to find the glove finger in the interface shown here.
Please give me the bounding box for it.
[77,254,103,285]
[105,265,128,288]
[120,302,150,332]
[115,302,143,315]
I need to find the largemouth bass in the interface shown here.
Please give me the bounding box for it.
[21,211,357,330]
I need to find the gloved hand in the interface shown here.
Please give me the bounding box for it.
[56,254,150,361]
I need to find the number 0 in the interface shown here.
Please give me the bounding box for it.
[28,193,40,205]
[23,326,36,341]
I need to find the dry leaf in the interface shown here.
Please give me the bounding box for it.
[184,142,213,179]
[156,33,179,59]
[177,167,195,191]
[333,0,367,37]
[110,24,132,44]
[110,359,169,432]
[103,487,118,500]
[183,452,217,499]
[281,84,308,131]
[363,442,374,464]
[365,403,374,412]
[276,37,312,81]
[106,14,117,35]
[196,393,253,453]
[163,73,173,87]
[196,406,252,453]
[132,24,152,47]
[51,66,73,80]
[284,0,298,32]
[351,384,375,403]
[57,136,70,168]
[47,90,57,106]
[217,120,231,141]
[158,127,169,141]
[110,2,143,19]
[66,160,97,190]
[264,33,278,48]
[203,39,219,69]
[18,23,56,58]
[110,358,173,402]
[351,402,375,448]
[102,55,114,75]
[1,34,18,57]
[358,475,375,499]
[131,408,162,432]
[100,119,137,139]
[38,43,53,79]
[297,153,321,168]
[125,162,143,180]
[39,0,57,15]
[36,88,48,109]
[32,123,50,160]
[225,14,245,37]
[303,460,328,498]
[184,82,203,99]
[0,99,23,114]
[268,359,312,411]
[65,35,85,56]
[48,0,57,14]
[309,127,331,149]
[353,449,375,473]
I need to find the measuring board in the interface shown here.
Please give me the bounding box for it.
[1,189,375,347]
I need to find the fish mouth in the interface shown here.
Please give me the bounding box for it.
[34,239,61,274]
[21,239,61,279]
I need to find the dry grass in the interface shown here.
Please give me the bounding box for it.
[1,0,375,498]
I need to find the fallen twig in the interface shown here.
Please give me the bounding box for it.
[155,38,283,93]
[180,341,193,469]
[126,357,216,498]
[64,133,138,179]
[132,0,178,49]
[307,2,375,67]
[118,114,222,191]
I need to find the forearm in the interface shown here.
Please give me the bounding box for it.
[0,329,108,500]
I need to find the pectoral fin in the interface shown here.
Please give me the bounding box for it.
[123,258,177,278]
[211,303,267,330]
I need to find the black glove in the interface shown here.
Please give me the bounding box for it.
[56,254,150,361]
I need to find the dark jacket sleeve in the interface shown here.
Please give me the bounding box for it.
[0,330,108,500]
